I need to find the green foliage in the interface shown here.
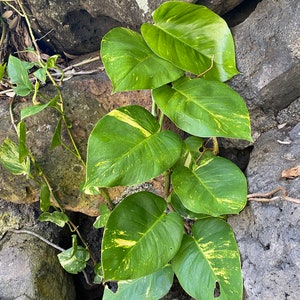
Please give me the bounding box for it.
[87,2,251,298]
[57,235,90,274]
[0,63,6,81]
[103,265,174,300]
[153,77,251,140]
[7,55,33,96]
[0,138,30,176]
[172,218,243,299]
[83,105,182,190]
[0,2,252,299]
[38,211,69,227]
[101,192,183,280]
[141,2,238,82]
[93,203,111,229]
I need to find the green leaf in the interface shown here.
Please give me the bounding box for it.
[175,136,203,169]
[34,67,47,83]
[57,235,90,274]
[84,105,182,190]
[38,211,69,227]
[0,138,30,176]
[93,203,111,229]
[141,2,238,81]
[46,55,60,69]
[153,77,252,141]
[40,183,51,212]
[172,154,247,216]
[21,96,59,120]
[50,117,62,149]
[94,262,103,284]
[103,265,174,300]
[102,191,183,280]
[7,55,33,96]
[0,63,6,81]
[169,192,210,220]
[172,218,243,300]
[17,121,29,162]
[100,27,184,92]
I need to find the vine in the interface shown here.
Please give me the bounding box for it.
[5,1,298,300]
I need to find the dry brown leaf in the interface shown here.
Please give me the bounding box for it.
[8,15,20,30]
[281,165,300,178]
[2,10,13,19]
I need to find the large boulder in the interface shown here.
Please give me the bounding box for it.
[228,123,300,299]
[23,0,249,55]
[0,200,76,299]
[196,0,245,15]
[24,0,196,55]
[230,0,300,140]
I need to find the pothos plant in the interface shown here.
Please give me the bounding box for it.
[0,1,252,299]
[83,1,252,299]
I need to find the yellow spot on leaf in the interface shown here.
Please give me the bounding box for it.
[115,238,137,248]
[109,110,151,137]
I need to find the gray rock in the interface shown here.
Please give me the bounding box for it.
[0,233,76,300]
[25,0,195,55]
[228,123,300,299]
[230,0,300,139]
[0,200,76,300]
[276,97,300,127]
[196,0,245,15]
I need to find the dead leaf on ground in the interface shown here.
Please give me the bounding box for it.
[281,165,300,178]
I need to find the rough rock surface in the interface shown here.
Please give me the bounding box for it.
[25,0,196,55]
[24,0,248,55]
[196,0,245,15]
[230,0,300,141]
[228,123,300,299]
[0,200,76,299]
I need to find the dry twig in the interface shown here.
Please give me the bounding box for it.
[247,186,300,204]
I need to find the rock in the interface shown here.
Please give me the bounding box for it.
[276,97,300,127]
[0,200,76,299]
[25,0,196,55]
[196,0,245,15]
[230,0,300,140]
[228,123,300,299]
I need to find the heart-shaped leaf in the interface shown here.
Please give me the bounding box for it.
[7,55,33,96]
[57,235,90,274]
[101,27,184,92]
[103,265,174,299]
[141,2,238,81]
[153,77,252,141]
[172,154,247,216]
[0,138,30,176]
[84,105,182,190]
[172,218,243,300]
[102,191,183,280]
[38,211,69,227]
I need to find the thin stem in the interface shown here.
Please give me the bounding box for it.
[164,170,171,198]
[212,137,219,155]
[198,55,214,78]
[10,229,65,251]
[247,186,300,204]
[159,111,164,129]
[16,0,41,60]
[9,229,94,286]
[99,188,114,209]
